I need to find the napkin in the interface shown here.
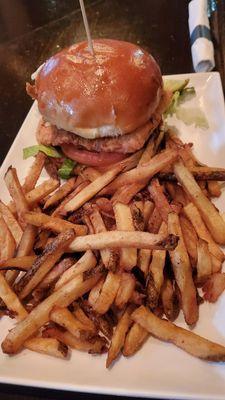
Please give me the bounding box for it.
[188,0,215,72]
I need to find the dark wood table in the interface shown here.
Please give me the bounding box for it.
[0,1,224,399]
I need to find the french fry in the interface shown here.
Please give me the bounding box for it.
[72,303,96,333]
[80,167,101,182]
[52,179,89,216]
[106,305,133,367]
[0,200,23,246]
[24,211,87,236]
[69,231,178,252]
[137,249,152,277]
[50,306,93,338]
[0,273,27,321]
[89,207,116,270]
[203,273,225,303]
[123,322,149,356]
[132,305,225,361]
[207,181,221,197]
[174,160,225,245]
[1,272,101,354]
[16,229,75,299]
[43,177,77,209]
[161,278,180,322]
[179,214,198,266]
[114,273,136,309]
[24,337,68,359]
[147,222,167,308]
[0,256,36,270]
[168,213,198,325]
[211,254,222,274]
[43,327,107,354]
[183,203,225,262]
[148,179,172,222]
[60,165,123,214]
[143,200,154,229]
[130,201,144,231]
[0,216,16,261]
[148,207,162,233]
[36,258,74,291]
[22,152,46,193]
[158,166,225,182]
[93,272,121,314]
[196,239,212,284]
[4,167,29,227]
[79,300,113,340]
[100,149,143,173]
[114,203,137,270]
[88,277,105,308]
[55,251,96,290]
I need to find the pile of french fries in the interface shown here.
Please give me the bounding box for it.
[1,128,225,366]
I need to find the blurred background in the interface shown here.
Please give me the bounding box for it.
[0,0,224,399]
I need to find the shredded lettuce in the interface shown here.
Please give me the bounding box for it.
[23,145,62,160]
[163,78,189,92]
[58,158,76,180]
[175,107,209,129]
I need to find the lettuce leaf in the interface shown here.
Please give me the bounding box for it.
[58,158,76,180]
[163,78,189,92]
[23,145,62,160]
[175,107,209,129]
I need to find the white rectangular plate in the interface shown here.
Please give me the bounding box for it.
[0,72,225,400]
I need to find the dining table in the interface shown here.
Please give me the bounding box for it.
[0,1,224,399]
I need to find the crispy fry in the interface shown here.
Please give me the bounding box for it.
[100,150,143,173]
[37,258,73,291]
[158,167,225,181]
[26,178,60,206]
[161,278,180,322]
[0,200,23,246]
[22,152,46,193]
[69,231,178,252]
[0,256,36,269]
[130,201,144,231]
[196,239,212,284]
[174,160,225,245]
[137,249,151,277]
[4,167,29,227]
[0,273,27,321]
[93,272,121,314]
[80,167,101,182]
[180,214,198,266]
[148,179,172,222]
[43,177,77,209]
[50,306,93,338]
[207,181,221,197]
[111,183,143,205]
[143,200,154,229]
[24,211,87,236]
[123,322,149,356]
[168,213,198,325]
[52,179,89,216]
[1,272,101,354]
[16,229,75,299]
[106,305,133,367]
[183,203,225,262]
[148,207,162,233]
[88,277,105,308]
[60,165,123,214]
[43,327,107,353]
[72,304,96,333]
[0,216,16,261]
[132,305,225,361]
[114,203,137,270]
[202,273,225,303]
[24,337,68,359]
[114,273,136,309]
[55,251,96,290]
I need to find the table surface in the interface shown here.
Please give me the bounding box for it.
[0,0,224,399]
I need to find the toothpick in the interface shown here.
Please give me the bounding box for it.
[79,0,95,56]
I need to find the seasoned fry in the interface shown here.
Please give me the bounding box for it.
[69,231,178,252]
[174,160,225,245]
[114,203,137,270]
[22,152,46,193]
[168,213,198,325]
[0,273,27,321]
[123,322,149,356]
[88,277,105,308]
[130,201,144,231]
[0,216,16,261]
[161,278,180,322]
[106,305,133,367]
[24,211,87,236]
[196,239,212,284]
[93,272,121,314]
[183,203,225,262]
[0,200,23,246]
[0,256,36,269]
[148,179,172,222]
[72,304,96,333]
[137,249,151,277]
[50,306,94,338]
[2,272,101,354]
[24,337,68,359]
[158,166,225,182]
[180,214,198,266]
[114,273,136,309]
[148,207,162,233]
[26,178,60,206]
[4,167,29,226]
[132,305,225,361]
[16,229,75,299]
[203,273,225,303]
[60,165,123,214]
[43,177,77,209]
[55,251,96,290]
[43,327,107,354]
[52,179,89,216]
[36,258,73,291]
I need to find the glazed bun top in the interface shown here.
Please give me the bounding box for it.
[34,39,162,139]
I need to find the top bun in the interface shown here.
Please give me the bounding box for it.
[34,39,162,139]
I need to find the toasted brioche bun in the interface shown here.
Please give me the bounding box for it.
[32,39,162,139]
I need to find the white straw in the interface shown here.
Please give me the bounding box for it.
[79,0,95,56]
